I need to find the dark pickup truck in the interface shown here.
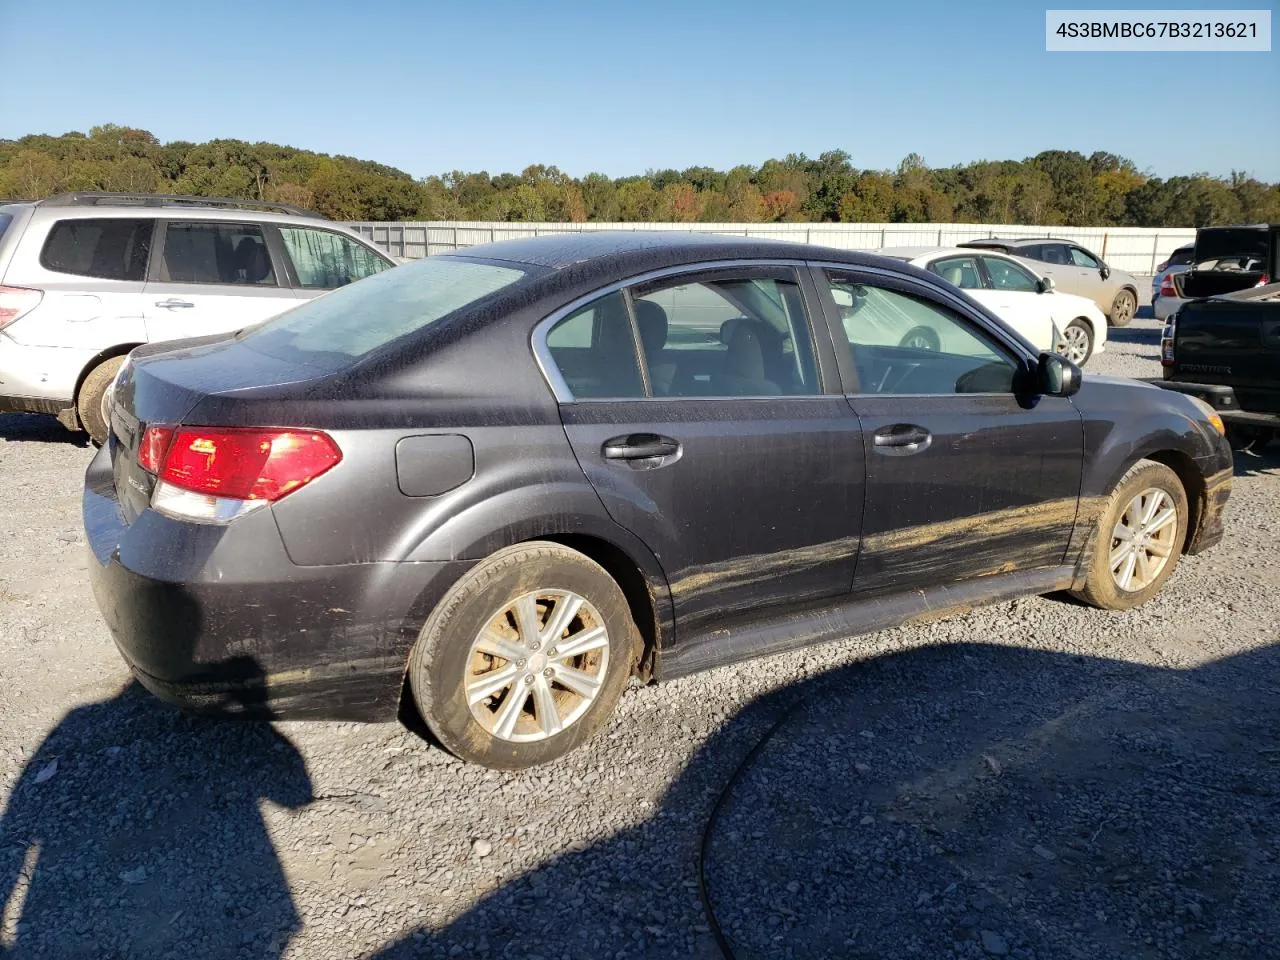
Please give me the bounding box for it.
[1160,281,1280,449]
[1158,223,1279,449]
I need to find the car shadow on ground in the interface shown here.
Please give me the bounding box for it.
[1233,443,1280,478]
[1105,324,1161,347]
[0,677,313,959]
[0,414,86,447]
[365,640,1280,960]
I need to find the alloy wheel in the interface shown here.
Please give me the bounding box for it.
[1060,323,1092,365]
[1109,487,1178,591]
[464,590,610,742]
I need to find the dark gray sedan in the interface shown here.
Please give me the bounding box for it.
[84,233,1233,769]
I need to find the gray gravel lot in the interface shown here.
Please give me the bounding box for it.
[1,314,1277,959]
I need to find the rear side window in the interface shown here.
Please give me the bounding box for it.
[546,291,644,399]
[159,222,276,285]
[40,218,153,281]
[241,255,528,367]
[1036,244,1070,265]
[929,256,983,290]
[279,228,393,289]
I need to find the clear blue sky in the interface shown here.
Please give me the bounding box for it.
[1,0,1276,180]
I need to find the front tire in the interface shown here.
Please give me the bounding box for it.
[1109,289,1136,327]
[408,541,640,770]
[1071,460,1188,611]
[1059,319,1095,366]
[76,356,125,446]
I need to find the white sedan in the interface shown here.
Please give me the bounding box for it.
[876,247,1108,365]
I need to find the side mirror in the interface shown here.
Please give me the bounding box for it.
[1100,264,1111,280]
[1037,352,1081,397]
[1036,276,1055,294]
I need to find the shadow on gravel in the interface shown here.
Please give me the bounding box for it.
[0,679,313,959]
[1233,444,1280,478]
[1105,324,1161,346]
[368,642,1279,960]
[0,414,87,446]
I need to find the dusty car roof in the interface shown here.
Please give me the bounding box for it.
[443,230,898,273]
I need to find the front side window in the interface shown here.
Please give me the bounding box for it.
[40,218,153,281]
[983,256,1039,292]
[1069,247,1100,269]
[633,273,819,398]
[160,222,276,286]
[929,256,983,290]
[280,228,393,289]
[826,273,1016,395]
[241,255,528,368]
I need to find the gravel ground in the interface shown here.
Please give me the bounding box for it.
[1,313,1277,960]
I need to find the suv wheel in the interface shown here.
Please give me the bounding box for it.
[408,542,641,769]
[1109,289,1136,327]
[77,356,125,446]
[1071,460,1188,610]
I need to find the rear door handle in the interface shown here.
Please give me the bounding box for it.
[872,424,932,455]
[154,299,194,309]
[602,433,680,461]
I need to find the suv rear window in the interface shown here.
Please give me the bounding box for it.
[241,255,530,367]
[40,218,154,281]
[0,213,13,241]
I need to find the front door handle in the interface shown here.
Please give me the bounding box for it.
[154,298,194,309]
[602,433,680,461]
[873,424,932,455]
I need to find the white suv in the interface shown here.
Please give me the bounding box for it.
[0,192,396,443]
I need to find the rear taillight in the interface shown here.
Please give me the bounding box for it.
[0,285,43,331]
[1160,316,1177,367]
[137,425,341,523]
[1160,274,1178,297]
[1257,273,1270,287]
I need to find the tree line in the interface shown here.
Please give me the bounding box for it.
[2,124,1276,227]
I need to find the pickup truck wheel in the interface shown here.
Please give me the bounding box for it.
[1071,460,1188,611]
[1059,319,1094,365]
[408,541,640,770]
[1109,290,1136,327]
[76,356,124,447]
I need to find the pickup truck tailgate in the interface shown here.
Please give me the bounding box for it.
[1174,288,1280,414]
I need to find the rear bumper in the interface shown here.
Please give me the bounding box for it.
[1151,379,1280,427]
[83,445,473,721]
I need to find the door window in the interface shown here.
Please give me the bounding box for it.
[280,228,393,289]
[928,256,983,290]
[545,291,645,399]
[159,222,277,285]
[40,218,154,281]
[826,274,1017,395]
[632,273,819,397]
[1068,247,1101,269]
[982,256,1039,292]
[1034,244,1070,265]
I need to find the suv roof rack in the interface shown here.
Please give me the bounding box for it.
[39,192,327,220]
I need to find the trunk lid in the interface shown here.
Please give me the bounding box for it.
[108,333,333,522]
[1179,224,1277,299]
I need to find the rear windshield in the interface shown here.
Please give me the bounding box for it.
[240,256,530,367]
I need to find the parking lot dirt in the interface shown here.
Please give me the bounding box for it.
[1,316,1277,959]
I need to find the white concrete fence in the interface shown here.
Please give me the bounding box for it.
[346,221,1195,275]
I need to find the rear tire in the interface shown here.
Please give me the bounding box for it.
[408,541,640,770]
[1071,460,1188,611]
[76,356,124,447]
[899,326,941,351]
[1109,289,1136,327]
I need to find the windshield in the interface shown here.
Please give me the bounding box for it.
[241,256,530,368]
